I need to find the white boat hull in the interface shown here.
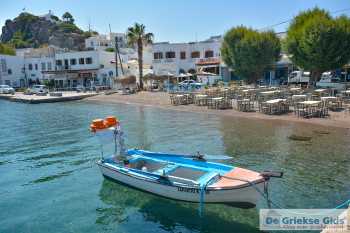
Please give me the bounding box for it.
[98,161,264,208]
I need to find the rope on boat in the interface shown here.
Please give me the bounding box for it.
[219,175,350,213]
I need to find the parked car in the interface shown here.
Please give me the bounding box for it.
[28,85,49,94]
[316,72,345,90]
[74,85,85,92]
[178,80,202,88]
[0,85,15,94]
[288,70,310,84]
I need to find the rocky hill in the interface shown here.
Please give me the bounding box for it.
[0,12,96,50]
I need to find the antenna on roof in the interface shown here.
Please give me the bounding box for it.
[88,18,91,33]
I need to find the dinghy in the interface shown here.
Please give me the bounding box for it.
[91,116,282,208]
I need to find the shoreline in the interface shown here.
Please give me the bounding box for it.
[85,92,350,130]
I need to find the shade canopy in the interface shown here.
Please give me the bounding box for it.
[116,75,136,85]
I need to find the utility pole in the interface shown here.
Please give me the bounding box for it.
[0,64,2,85]
[114,36,119,78]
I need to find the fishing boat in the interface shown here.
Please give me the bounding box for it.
[90,116,282,209]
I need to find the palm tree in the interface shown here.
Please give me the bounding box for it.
[127,23,153,90]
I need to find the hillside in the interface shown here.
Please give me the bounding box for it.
[0,12,96,50]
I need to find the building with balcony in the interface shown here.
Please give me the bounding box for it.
[151,36,231,83]
[42,50,118,88]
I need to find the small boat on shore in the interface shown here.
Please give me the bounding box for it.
[91,116,282,209]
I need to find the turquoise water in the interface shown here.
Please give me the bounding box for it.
[0,100,349,233]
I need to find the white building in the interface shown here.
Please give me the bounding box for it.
[0,55,25,87]
[85,32,128,51]
[24,56,55,84]
[151,36,226,79]
[42,50,117,88]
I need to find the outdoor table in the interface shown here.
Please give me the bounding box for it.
[183,93,194,104]
[297,100,327,118]
[289,87,303,95]
[314,89,327,93]
[208,97,231,109]
[259,90,281,102]
[321,96,337,101]
[237,98,254,112]
[176,94,189,105]
[341,90,350,97]
[194,94,208,106]
[242,89,256,92]
[266,98,286,104]
[321,96,342,110]
[300,100,321,106]
[208,97,222,109]
[260,90,280,95]
[261,99,288,114]
[292,94,307,100]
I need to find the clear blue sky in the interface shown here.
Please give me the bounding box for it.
[1,0,349,43]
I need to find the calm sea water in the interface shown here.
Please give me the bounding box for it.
[0,100,349,233]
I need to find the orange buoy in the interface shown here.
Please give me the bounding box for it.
[90,124,97,132]
[104,116,118,127]
[90,116,119,133]
[92,119,106,129]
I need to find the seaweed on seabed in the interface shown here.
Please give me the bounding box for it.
[287,134,312,141]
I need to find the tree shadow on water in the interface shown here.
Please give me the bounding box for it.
[96,179,260,233]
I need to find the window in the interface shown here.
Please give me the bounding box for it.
[35,64,38,70]
[47,62,52,71]
[180,51,186,59]
[7,69,12,75]
[205,50,214,58]
[165,51,176,59]
[153,52,163,60]
[56,60,62,66]
[79,58,85,64]
[86,57,93,64]
[70,59,76,65]
[41,62,46,71]
[191,51,200,58]
[28,64,33,70]
[1,59,6,72]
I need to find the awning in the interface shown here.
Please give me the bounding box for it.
[195,58,220,66]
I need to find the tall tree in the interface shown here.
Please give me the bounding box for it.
[62,12,74,24]
[285,7,350,83]
[221,26,281,83]
[127,23,153,90]
[0,43,15,55]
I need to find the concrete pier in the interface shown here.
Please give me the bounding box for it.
[0,92,98,104]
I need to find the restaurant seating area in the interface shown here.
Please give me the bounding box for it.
[169,85,350,119]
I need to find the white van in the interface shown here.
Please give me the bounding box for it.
[288,71,310,84]
[29,85,49,94]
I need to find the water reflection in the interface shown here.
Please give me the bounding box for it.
[97,179,260,233]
